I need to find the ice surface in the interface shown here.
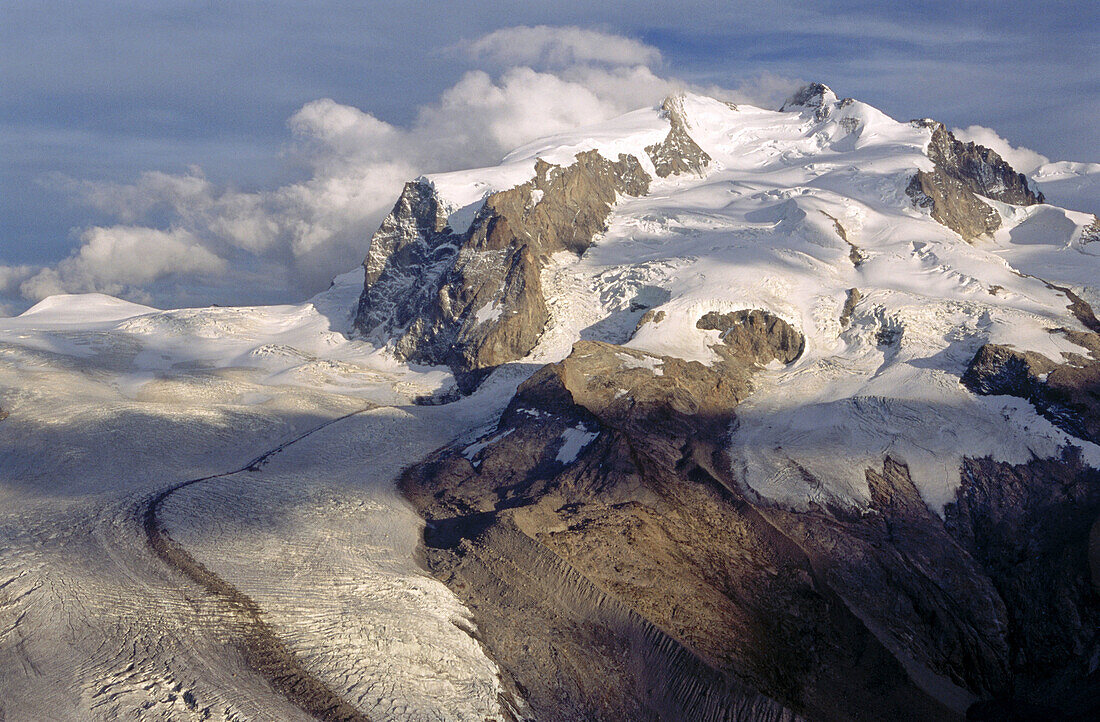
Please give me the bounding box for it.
[555,424,599,464]
[1031,160,1100,215]
[0,269,521,720]
[2,88,1098,720]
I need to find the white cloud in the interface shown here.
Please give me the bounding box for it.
[0,264,36,296]
[62,169,213,224]
[21,26,803,309]
[952,125,1050,175]
[722,70,809,111]
[20,226,226,301]
[468,25,660,68]
[415,65,678,164]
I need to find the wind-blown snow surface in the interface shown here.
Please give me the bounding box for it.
[1031,160,1100,216]
[424,92,1100,514]
[1,88,1098,720]
[0,272,526,720]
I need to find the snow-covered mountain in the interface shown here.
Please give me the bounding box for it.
[361,83,1100,719]
[1,84,1098,721]
[358,84,1100,512]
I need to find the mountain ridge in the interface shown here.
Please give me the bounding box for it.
[369,84,1100,719]
[3,82,1098,721]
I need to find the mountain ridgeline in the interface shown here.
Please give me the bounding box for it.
[354,85,1099,720]
[354,150,651,391]
[355,84,1048,389]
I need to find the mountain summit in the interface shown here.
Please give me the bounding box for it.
[778,81,838,116]
[357,86,1100,719]
[354,84,1066,395]
[4,84,1095,722]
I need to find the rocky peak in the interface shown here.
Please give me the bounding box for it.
[355,179,458,342]
[363,178,450,284]
[906,122,1045,241]
[355,150,651,391]
[925,122,1044,206]
[644,94,712,178]
[780,82,838,120]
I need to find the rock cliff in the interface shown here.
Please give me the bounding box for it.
[404,333,1100,720]
[645,95,712,178]
[356,152,651,390]
[906,121,1044,241]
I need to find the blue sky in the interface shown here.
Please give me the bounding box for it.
[1,1,1097,311]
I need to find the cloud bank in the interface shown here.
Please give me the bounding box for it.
[468,25,662,68]
[3,26,803,312]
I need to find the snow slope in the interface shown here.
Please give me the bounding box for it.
[423,90,1100,514]
[0,271,524,720]
[1,84,1097,720]
[1032,160,1100,216]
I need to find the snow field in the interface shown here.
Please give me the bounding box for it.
[2,85,1097,720]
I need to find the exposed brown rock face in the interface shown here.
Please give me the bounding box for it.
[906,168,1003,241]
[403,341,814,721]
[405,329,1100,720]
[906,122,1044,241]
[355,151,650,390]
[696,310,804,365]
[645,95,711,178]
[402,340,956,721]
[962,339,1100,445]
[820,210,866,267]
[840,288,862,328]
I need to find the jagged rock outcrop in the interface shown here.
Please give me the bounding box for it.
[906,166,1004,241]
[840,288,862,328]
[696,310,804,365]
[906,122,1044,241]
[405,326,1100,720]
[779,83,839,121]
[355,151,650,390]
[355,179,456,338]
[645,95,712,178]
[963,336,1100,445]
[923,123,1044,207]
[820,210,866,267]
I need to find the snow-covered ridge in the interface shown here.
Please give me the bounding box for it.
[3,81,1099,721]
[356,83,1100,515]
[1,269,452,406]
[13,84,1092,517]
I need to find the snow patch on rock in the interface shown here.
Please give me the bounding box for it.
[555,424,599,464]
